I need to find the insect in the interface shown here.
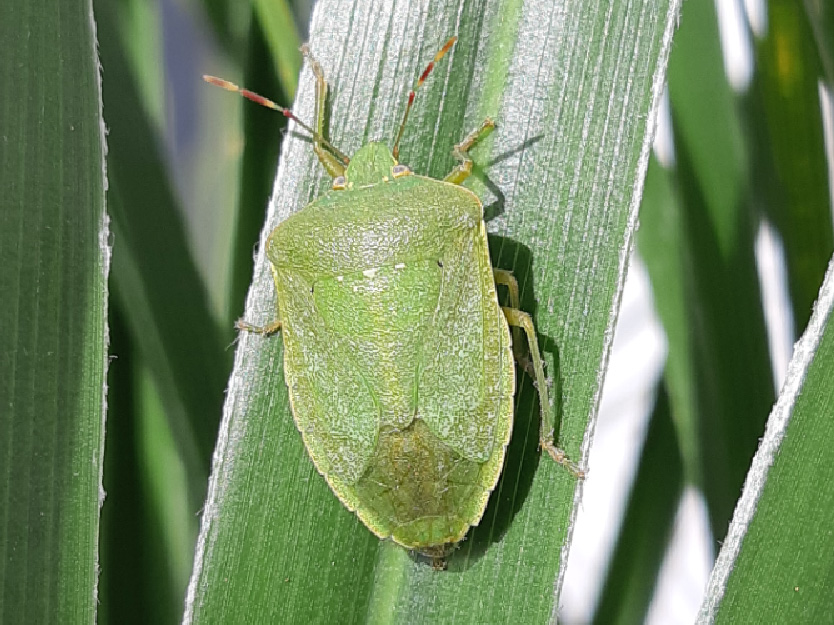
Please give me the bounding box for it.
[205,37,582,565]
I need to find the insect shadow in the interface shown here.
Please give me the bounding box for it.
[440,234,566,571]
[481,134,544,222]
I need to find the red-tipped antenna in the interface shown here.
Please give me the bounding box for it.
[203,75,350,166]
[392,36,458,160]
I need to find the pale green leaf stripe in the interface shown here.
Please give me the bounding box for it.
[699,254,834,623]
[254,0,303,96]
[185,0,679,622]
[0,0,108,621]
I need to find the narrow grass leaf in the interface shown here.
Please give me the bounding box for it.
[0,0,108,620]
[185,0,679,622]
[699,255,834,624]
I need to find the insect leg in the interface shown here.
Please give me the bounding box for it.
[393,36,458,161]
[493,269,520,308]
[443,118,495,185]
[501,307,584,477]
[493,269,527,368]
[300,44,347,178]
[203,69,348,173]
[235,318,282,336]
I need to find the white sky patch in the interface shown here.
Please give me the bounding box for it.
[647,487,714,625]
[819,84,834,228]
[743,0,767,39]
[715,0,754,91]
[653,87,675,168]
[755,221,794,391]
[560,256,666,623]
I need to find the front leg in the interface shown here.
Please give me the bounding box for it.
[443,119,495,185]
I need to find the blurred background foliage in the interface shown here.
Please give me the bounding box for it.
[3,0,834,622]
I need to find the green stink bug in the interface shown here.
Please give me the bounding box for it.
[205,37,582,563]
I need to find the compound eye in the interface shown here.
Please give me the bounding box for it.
[391,164,411,178]
[332,176,347,190]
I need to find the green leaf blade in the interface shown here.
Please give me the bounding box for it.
[185,0,680,622]
[701,255,834,623]
[0,0,108,620]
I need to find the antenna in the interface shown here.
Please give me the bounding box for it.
[392,36,457,160]
[203,75,350,166]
